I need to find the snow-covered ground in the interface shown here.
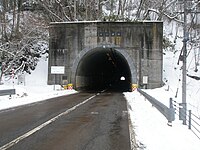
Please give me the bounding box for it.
[125,91,200,150]
[0,22,200,149]
[124,49,200,149]
[0,55,77,111]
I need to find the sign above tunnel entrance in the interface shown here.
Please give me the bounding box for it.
[51,66,65,74]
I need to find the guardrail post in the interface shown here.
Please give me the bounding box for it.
[188,110,191,129]
[179,103,187,125]
[168,98,175,126]
[179,103,183,120]
[170,98,173,109]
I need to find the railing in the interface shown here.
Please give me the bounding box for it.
[0,89,16,97]
[172,100,200,140]
[137,88,200,139]
[137,88,175,125]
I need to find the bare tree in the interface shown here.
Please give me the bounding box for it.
[36,0,104,21]
[0,1,49,82]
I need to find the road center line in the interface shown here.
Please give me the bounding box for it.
[0,94,97,150]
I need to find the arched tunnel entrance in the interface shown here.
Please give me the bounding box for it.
[75,47,132,92]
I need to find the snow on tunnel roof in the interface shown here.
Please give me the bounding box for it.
[50,20,163,25]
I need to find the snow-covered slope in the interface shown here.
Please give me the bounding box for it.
[125,20,200,149]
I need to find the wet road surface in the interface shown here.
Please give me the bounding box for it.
[0,91,131,150]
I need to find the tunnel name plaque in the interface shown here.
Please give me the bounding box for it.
[51,66,65,74]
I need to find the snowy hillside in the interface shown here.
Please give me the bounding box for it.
[125,20,200,150]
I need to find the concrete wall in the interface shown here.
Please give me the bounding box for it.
[48,21,163,89]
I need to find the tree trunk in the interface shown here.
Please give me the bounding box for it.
[2,0,8,42]
[10,0,17,40]
[16,0,22,36]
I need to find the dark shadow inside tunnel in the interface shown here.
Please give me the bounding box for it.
[75,47,132,92]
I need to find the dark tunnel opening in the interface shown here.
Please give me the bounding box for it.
[75,48,132,92]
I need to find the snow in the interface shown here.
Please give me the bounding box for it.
[0,54,77,111]
[124,20,200,149]
[125,91,200,150]
[0,23,200,149]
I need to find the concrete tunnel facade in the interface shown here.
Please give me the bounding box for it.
[48,21,163,91]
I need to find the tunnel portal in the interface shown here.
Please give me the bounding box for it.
[48,21,163,90]
[75,47,131,91]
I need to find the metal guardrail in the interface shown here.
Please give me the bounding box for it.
[172,100,200,140]
[137,88,200,139]
[0,89,16,97]
[137,88,175,125]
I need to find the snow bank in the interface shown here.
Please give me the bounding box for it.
[125,91,200,150]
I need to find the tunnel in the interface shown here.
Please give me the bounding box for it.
[75,47,132,92]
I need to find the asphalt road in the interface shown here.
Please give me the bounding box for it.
[0,91,131,150]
